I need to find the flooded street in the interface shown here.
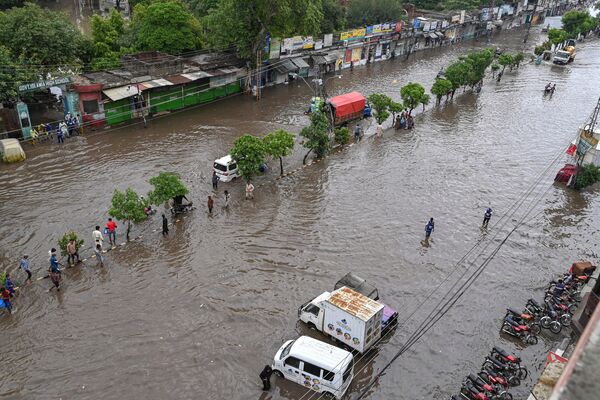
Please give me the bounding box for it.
[2,28,600,400]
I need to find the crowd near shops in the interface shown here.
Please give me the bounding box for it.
[2,0,576,142]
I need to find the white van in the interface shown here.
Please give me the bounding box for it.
[213,155,238,182]
[272,336,354,399]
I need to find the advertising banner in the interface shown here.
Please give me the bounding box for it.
[18,77,72,93]
[340,28,366,41]
[269,38,281,59]
[324,33,333,47]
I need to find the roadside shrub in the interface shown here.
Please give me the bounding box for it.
[575,164,600,189]
[334,127,350,145]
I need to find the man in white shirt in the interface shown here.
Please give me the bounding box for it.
[92,225,104,250]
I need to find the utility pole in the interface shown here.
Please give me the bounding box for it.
[523,0,539,43]
[255,50,261,101]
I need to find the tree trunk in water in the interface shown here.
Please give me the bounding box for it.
[279,156,284,176]
[303,149,313,165]
[126,222,131,241]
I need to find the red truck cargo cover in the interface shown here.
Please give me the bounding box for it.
[330,92,366,118]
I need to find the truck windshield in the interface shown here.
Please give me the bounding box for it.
[214,163,227,172]
[281,340,295,359]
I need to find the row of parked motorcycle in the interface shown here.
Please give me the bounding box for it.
[450,346,527,400]
[500,267,592,345]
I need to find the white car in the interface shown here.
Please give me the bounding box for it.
[213,155,238,182]
[272,336,354,399]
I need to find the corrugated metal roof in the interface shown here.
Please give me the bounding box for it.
[102,85,144,101]
[312,55,328,65]
[140,78,173,89]
[328,287,384,321]
[181,71,213,81]
[166,74,192,85]
[274,59,297,74]
[291,57,310,69]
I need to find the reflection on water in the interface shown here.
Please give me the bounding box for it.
[1,29,600,400]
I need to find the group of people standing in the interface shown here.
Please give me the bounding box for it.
[30,113,81,145]
[394,111,415,130]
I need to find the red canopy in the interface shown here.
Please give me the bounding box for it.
[329,92,366,118]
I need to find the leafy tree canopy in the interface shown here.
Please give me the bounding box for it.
[230,134,267,181]
[561,10,598,37]
[202,0,323,60]
[321,0,346,33]
[263,129,295,176]
[367,93,393,124]
[400,82,427,115]
[346,0,404,27]
[0,46,34,102]
[108,187,148,239]
[148,172,190,205]
[300,109,330,161]
[131,0,202,54]
[0,3,92,73]
[548,28,569,46]
[431,78,453,102]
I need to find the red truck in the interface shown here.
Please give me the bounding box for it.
[328,92,370,125]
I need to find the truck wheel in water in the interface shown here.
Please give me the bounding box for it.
[273,370,283,377]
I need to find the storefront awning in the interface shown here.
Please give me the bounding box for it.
[428,32,438,39]
[312,55,328,65]
[325,52,342,64]
[274,59,298,74]
[181,71,213,81]
[291,57,310,69]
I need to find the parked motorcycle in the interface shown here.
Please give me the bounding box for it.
[490,347,528,380]
[482,357,521,387]
[478,365,511,389]
[466,374,513,400]
[504,309,541,334]
[501,315,538,345]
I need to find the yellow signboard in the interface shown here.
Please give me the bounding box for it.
[340,28,366,41]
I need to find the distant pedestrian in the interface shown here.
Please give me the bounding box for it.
[5,273,15,294]
[482,207,493,227]
[92,225,104,250]
[245,182,255,200]
[19,254,32,282]
[259,365,273,390]
[94,244,104,267]
[407,115,414,129]
[207,195,214,214]
[162,214,169,236]
[425,218,435,239]
[67,239,80,266]
[212,171,220,190]
[394,115,401,130]
[376,123,383,137]
[56,126,65,144]
[48,248,62,291]
[354,124,362,142]
[224,190,230,208]
[1,286,12,314]
[106,218,117,246]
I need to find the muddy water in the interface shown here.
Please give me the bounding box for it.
[2,29,600,400]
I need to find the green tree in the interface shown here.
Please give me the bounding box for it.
[400,82,427,115]
[58,231,84,259]
[0,46,32,102]
[445,62,469,98]
[562,10,598,37]
[183,0,220,18]
[548,28,569,47]
[108,188,148,241]
[491,63,500,77]
[0,0,23,10]
[367,93,393,124]
[90,9,131,70]
[575,164,600,189]
[230,134,267,181]
[346,0,404,27]
[334,127,350,146]
[498,54,514,73]
[321,0,346,33]
[263,129,295,176]
[513,52,524,68]
[131,0,202,54]
[148,172,190,205]
[0,3,92,74]
[389,100,403,121]
[463,49,493,87]
[202,0,323,61]
[420,93,430,112]
[300,109,330,164]
[431,78,453,104]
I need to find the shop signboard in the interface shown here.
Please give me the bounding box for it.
[460,10,466,24]
[324,34,333,47]
[18,76,72,93]
[577,129,599,155]
[269,38,281,59]
[452,14,460,23]
[340,28,366,41]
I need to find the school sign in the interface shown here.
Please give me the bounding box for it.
[18,77,72,93]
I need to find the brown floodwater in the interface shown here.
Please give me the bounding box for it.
[1,28,600,400]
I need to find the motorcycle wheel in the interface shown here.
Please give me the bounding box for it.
[569,303,578,313]
[540,316,551,329]
[550,321,562,334]
[500,391,514,400]
[508,375,520,387]
[561,314,572,326]
[529,323,542,335]
[526,335,538,345]
[517,367,528,380]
